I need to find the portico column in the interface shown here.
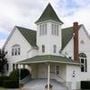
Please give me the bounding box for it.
[48,63,50,90]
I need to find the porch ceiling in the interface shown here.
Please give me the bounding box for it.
[17,55,80,65]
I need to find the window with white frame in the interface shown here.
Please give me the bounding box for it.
[53,45,56,53]
[56,65,60,75]
[52,24,59,36]
[40,23,47,35]
[79,53,87,72]
[12,44,20,56]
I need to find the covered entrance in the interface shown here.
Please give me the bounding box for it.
[18,55,73,90]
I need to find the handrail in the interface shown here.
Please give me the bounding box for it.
[50,72,69,89]
[50,72,65,82]
[56,74,66,82]
[20,75,31,84]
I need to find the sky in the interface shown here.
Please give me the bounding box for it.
[0,0,90,48]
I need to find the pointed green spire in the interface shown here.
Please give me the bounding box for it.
[35,3,63,24]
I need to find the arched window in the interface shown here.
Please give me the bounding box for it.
[79,53,87,72]
[12,44,20,56]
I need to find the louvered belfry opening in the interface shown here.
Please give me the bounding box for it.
[73,22,79,62]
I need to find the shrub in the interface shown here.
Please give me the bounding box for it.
[9,69,19,81]
[9,68,30,80]
[3,69,30,88]
[3,80,19,88]
[81,81,90,89]
[0,76,8,86]
[1,69,31,88]
[3,70,19,88]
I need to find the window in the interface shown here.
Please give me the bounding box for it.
[13,64,15,70]
[44,24,47,35]
[53,45,56,53]
[15,49,17,55]
[12,44,20,56]
[40,24,47,35]
[16,64,18,69]
[52,24,59,36]
[42,45,45,53]
[12,48,14,56]
[79,53,87,72]
[56,66,59,75]
[13,64,19,70]
[18,48,20,55]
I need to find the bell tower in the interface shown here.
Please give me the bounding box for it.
[35,3,63,55]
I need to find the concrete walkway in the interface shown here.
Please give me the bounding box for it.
[22,79,68,90]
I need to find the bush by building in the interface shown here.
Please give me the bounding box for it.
[0,76,8,86]
[0,68,31,88]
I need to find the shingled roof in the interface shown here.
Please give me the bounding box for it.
[35,3,63,24]
[16,25,82,50]
[61,25,82,50]
[16,26,37,47]
[18,55,79,64]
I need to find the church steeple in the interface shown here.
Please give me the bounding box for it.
[35,3,63,24]
[36,3,63,55]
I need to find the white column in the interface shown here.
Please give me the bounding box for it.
[48,63,50,90]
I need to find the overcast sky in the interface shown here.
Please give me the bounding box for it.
[0,0,90,48]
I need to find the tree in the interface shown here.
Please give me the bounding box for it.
[0,49,8,75]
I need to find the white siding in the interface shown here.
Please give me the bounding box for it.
[4,28,37,72]
[79,26,90,81]
[37,20,62,56]
[62,25,90,89]
[66,64,80,89]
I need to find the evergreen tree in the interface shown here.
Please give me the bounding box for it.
[0,49,8,74]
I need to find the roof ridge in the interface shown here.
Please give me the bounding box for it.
[16,26,37,47]
[62,24,82,30]
[35,3,63,24]
[16,26,36,31]
[61,24,82,51]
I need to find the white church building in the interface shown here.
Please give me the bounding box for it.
[3,3,90,90]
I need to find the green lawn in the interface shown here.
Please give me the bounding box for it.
[0,87,20,90]
[0,87,5,90]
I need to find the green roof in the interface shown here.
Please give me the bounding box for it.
[16,26,37,47]
[61,25,81,50]
[61,27,73,50]
[18,55,79,64]
[16,23,81,50]
[16,25,81,50]
[35,3,63,24]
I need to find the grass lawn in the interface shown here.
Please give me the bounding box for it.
[0,87,5,90]
[0,87,20,90]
